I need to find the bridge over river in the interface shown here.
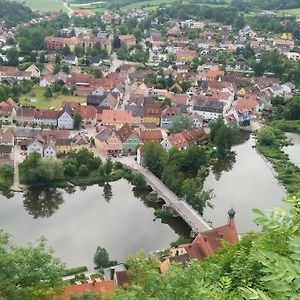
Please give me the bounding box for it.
[118,157,211,235]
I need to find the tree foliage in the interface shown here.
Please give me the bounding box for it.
[0,231,64,300]
[112,194,300,300]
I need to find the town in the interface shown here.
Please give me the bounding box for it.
[0,0,300,299]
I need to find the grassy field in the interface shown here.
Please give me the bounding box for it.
[20,86,86,110]
[277,8,300,18]
[8,0,67,12]
[120,0,176,11]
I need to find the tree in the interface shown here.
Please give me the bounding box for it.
[6,47,19,66]
[143,142,166,178]
[73,113,82,130]
[285,96,300,120]
[61,45,71,57]
[44,87,53,99]
[0,230,64,299]
[209,118,239,156]
[104,158,113,176]
[169,115,194,134]
[93,246,110,270]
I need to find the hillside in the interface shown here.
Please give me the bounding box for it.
[0,0,34,27]
[231,0,300,11]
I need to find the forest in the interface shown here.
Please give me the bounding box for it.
[0,0,34,27]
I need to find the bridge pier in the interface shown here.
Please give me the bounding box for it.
[162,204,179,217]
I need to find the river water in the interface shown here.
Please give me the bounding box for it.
[0,133,291,267]
[203,133,287,234]
[0,179,186,269]
[283,133,300,167]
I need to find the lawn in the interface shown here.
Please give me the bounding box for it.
[19,86,86,110]
[8,0,67,12]
[277,8,300,17]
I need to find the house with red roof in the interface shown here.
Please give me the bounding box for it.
[160,128,208,151]
[54,280,115,300]
[160,208,239,274]
[119,34,136,47]
[101,110,133,129]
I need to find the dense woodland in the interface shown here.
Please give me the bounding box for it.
[0,0,34,27]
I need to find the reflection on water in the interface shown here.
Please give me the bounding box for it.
[23,188,64,219]
[103,183,112,202]
[0,180,182,268]
[204,135,286,233]
[212,151,236,181]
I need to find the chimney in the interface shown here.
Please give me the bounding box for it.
[204,235,207,242]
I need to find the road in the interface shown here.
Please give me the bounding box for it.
[109,53,124,73]
[12,145,26,192]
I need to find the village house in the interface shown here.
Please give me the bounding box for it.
[55,138,72,155]
[95,127,123,156]
[0,129,14,146]
[160,128,208,151]
[71,133,90,152]
[79,105,97,127]
[190,98,225,120]
[16,107,36,125]
[116,123,141,155]
[0,101,16,124]
[119,34,136,47]
[160,209,239,274]
[160,105,182,128]
[139,130,163,144]
[101,110,132,130]
[54,280,115,300]
[34,109,59,127]
[176,50,197,64]
[43,142,57,158]
[25,64,41,78]
[144,101,161,126]
[58,106,74,129]
[40,75,55,87]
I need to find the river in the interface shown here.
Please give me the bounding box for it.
[203,133,287,234]
[283,133,300,167]
[0,179,188,269]
[0,134,291,267]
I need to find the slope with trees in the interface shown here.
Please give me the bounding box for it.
[0,0,34,27]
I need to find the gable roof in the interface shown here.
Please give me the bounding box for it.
[116,123,137,143]
[54,280,114,300]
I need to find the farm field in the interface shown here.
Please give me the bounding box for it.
[19,86,86,110]
[277,8,300,18]
[120,0,176,11]
[8,0,67,12]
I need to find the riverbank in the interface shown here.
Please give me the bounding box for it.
[256,123,300,194]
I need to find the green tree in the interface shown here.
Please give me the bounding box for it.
[210,118,239,157]
[73,113,82,130]
[169,115,194,134]
[78,165,89,176]
[104,158,113,176]
[143,142,166,178]
[93,246,111,270]
[44,87,53,99]
[0,230,64,300]
[6,47,19,66]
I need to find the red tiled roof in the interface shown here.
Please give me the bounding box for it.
[139,130,163,142]
[54,280,115,300]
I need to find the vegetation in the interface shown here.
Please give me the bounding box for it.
[0,164,14,191]
[209,118,240,157]
[168,115,194,134]
[0,230,64,300]
[0,0,34,27]
[143,142,214,215]
[19,86,86,110]
[112,193,300,299]
[63,266,88,277]
[94,246,117,270]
